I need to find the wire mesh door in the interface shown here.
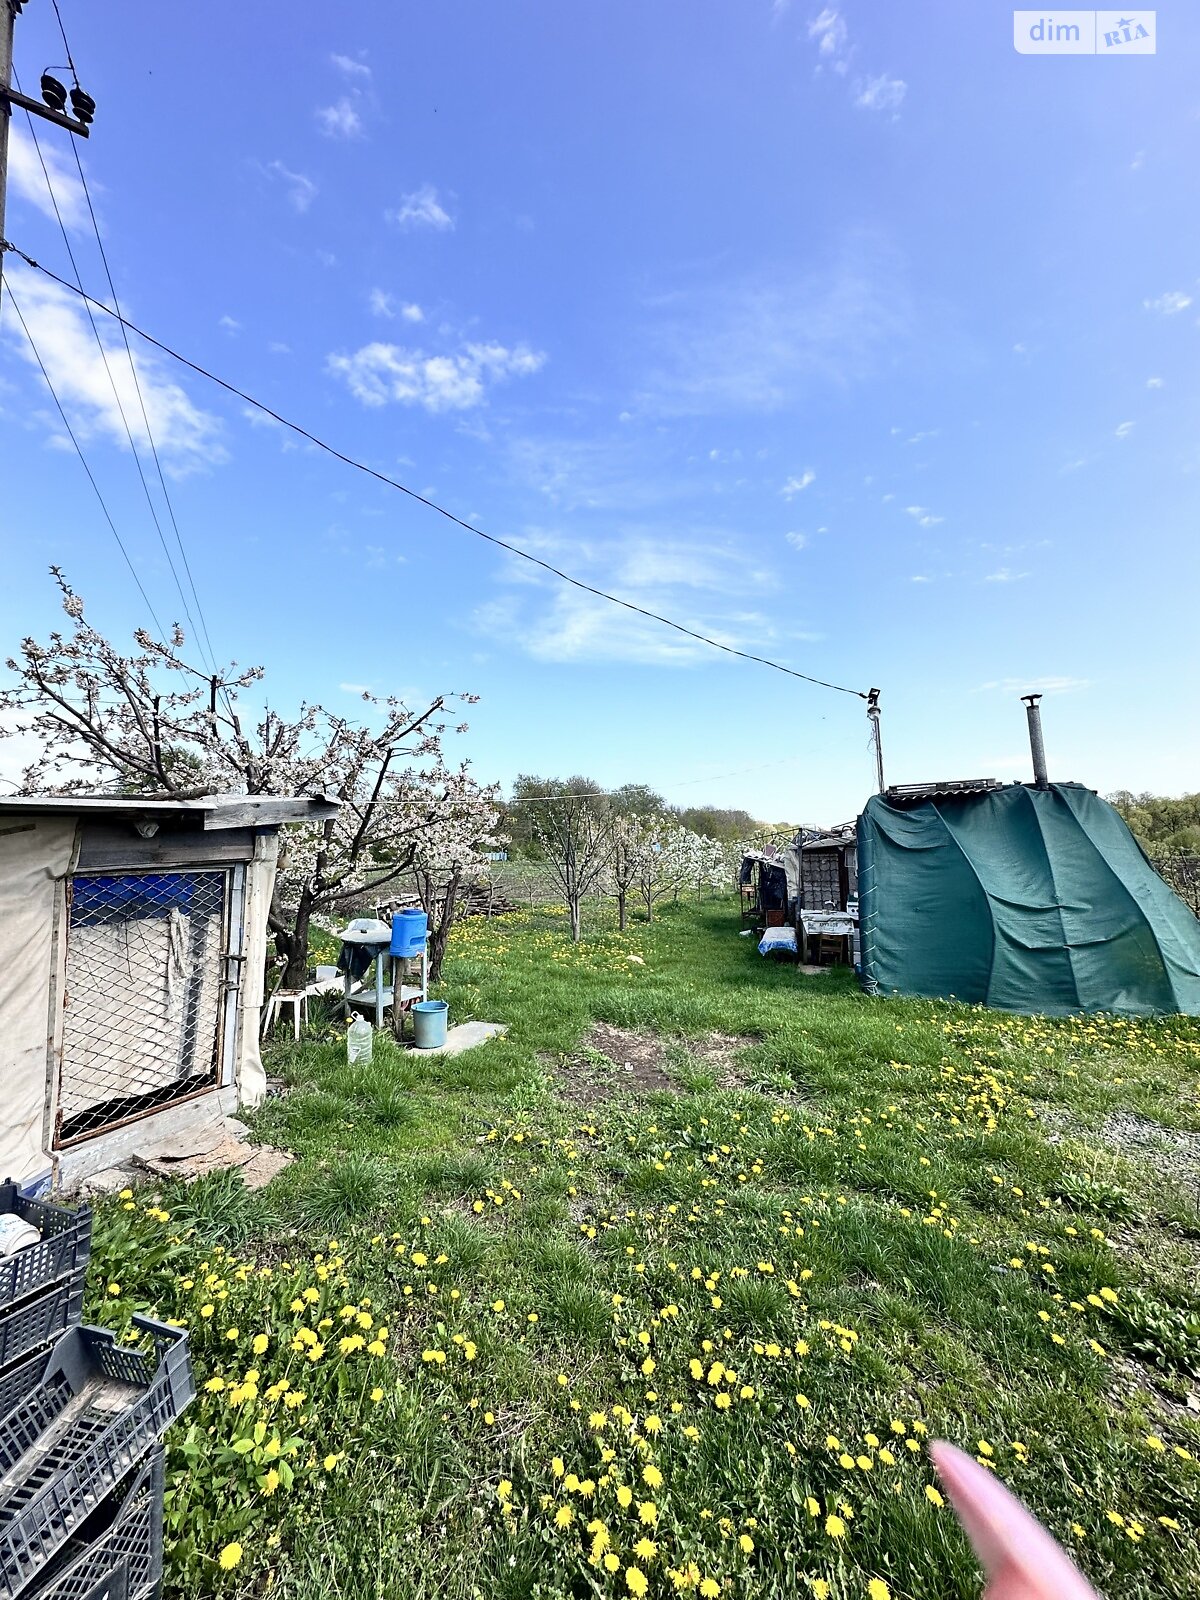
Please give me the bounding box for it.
[56,870,231,1146]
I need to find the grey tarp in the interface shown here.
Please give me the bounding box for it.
[856,782,1200,1016]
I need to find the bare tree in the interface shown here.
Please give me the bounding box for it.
[514,775,614,942]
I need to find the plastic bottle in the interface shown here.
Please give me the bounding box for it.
[0,1215,41,1257]
[347,1015,374,1066]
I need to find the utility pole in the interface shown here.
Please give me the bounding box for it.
[866,687,885,794]
[0,0,14,299]
[0,0,92,302]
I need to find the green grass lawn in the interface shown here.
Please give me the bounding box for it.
[88,897,1200,1599]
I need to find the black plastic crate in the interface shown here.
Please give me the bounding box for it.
[0,1350,50,1432]
[0,1184,92,1314]
[0,1318,192,1595]
[20,1449,164,1600]
[0,1272,86,1385]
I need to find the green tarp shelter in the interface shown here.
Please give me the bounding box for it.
[857,782,1200,1016]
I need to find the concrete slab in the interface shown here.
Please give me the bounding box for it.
[134,1118,294,1190]
[412,1021,508,1057]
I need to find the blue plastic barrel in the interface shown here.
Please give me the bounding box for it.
[390,909,428,956]
[412,999,448,1049]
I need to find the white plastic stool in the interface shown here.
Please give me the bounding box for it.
[262,989,308,1040]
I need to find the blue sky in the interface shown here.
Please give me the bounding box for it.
[2,1,1197,823]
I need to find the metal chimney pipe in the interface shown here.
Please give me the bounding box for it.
[1021,693,1049,789]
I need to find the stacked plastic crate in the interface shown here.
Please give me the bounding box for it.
[0,1181,195,1600]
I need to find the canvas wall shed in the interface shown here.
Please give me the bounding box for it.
[857,782,1200,1016]
[0,794,336,1187]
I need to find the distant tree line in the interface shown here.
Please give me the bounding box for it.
[1109,791,1200,854]
[501,780,760,859]
[502,775,740,942]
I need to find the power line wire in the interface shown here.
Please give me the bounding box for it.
[48,0,79,81]
[1,246,870,702]
[67,137,224,682]
[10,82,210,663]
[500,763,806,802]
[4,283,168,635]
[39,0,225,686]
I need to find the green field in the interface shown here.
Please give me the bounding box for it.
[88,898,1200,1599]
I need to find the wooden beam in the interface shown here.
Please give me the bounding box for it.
[200,799,339,831]
[0,85,89,136]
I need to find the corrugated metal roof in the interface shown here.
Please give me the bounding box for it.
[798,826,857,850]
[884,779,1005,803]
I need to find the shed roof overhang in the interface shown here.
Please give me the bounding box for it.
[0,793,340,832]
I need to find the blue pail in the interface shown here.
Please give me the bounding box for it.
[391,909,428,956]
[412,999,448,1049]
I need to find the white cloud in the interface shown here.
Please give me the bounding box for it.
[269,341,291,355]
[1114,420,1135,438]
[368,289,424,322]
[7,128,88,229]
[855,74,907,113]
[984,567,1029,584]
[781,470,815,498]
[239,407,296,452]
[331,53,371,78]
[328,339,544,412]
[218,314,241,334]
[316,97,363,138]
[808,8,848,58]
[909,574,933,583]
[3,268,225,476]
[977,676,1091,696]
[906,428,938,445]
[905,505,943,527]
[639,248,909,415]
[474,533,788,667]
[785,531,808,550]
[263,159,317,213]
[386,184,454,231]
[1146,376,1163,388]
[1143,290,1191,315]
